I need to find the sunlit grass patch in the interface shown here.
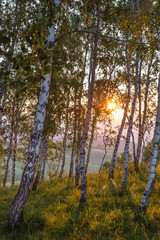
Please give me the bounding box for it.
[1,166,160,239]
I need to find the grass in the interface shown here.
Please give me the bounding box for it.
[1,164,160,240]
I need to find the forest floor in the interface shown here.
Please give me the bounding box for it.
[1,164,160,240]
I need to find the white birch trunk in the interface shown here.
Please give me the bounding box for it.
[32,135,49,191]
[139,74,160,213]
[59,93,69,177]
[75,149,80,186]
[131,131,136,162]
[0,90,7,130]
[8,1,60,228]
[85,114,96,173]
[79,5,100,202]
[11,101,19,186]
[99,133,107,172]
[121,56,139,191]
[11,124,18,186]
[41,153,48,180]
[75,50,88,186]
[136,59,152,167]
[109,33,131,178]
[3,98,15,186]
[55,149,62,177]
[69,92,77,177]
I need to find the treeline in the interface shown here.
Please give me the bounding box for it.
[0,0,159,229]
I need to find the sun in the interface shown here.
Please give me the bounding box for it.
[107,101,124,120]
[108,102,117,110]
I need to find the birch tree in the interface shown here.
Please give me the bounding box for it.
[3,98,15,186]
[78,4,100,202]
[134,56,153,170]
[32,134,49,191]
[59,91,70,177]
[109,32,131,178]
[85,114,97,173]
[69,91,77,177]
[121,0,141,191]
[121,56,139,191]
[139,74,160,213]
[8,0,61,229]
[11,100,20,186]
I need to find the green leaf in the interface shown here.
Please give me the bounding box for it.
[37,12,43,21]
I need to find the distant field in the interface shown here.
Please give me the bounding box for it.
[5,148,123,185]
[55,148,123,174]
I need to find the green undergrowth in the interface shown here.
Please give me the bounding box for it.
[1,164,160,240]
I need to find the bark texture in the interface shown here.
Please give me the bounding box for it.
[12,101,19,186]
[75,149,80,186]
[69,92,77,177]
[135,59,152,168]
[59,93,69,177]
[41,153,47,180]
[139,74,160,213]
[3,99,15,186]
[32,135,49,191]
[85,114,96,173]
[121,57,139,191]
[8,77,51,228]
[79,5,100,202]
[8,5,59,227]
[0,90,7,130]
[75,50,88,186]
[99,131,107,172]
[109,33,131,178]
[11,126,18,186]
[55,149,62,177]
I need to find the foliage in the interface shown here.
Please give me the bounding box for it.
[101,160,111,170]
[143,140,160,165]
[116,152,133,166]
[102,152,133,170]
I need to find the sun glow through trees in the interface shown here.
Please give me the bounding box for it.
[107,101,124,120]
[108,102,117,110]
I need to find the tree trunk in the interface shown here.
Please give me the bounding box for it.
[131,131,136,163]
[121,56,139,191]
[8,4,60,227]
[99,144,107,172]
[109,33,131,178]
[75,150,80,186]
[134,60,142,170]
[8,77,51,228]
[75,50,88,186]
[11,101,19,186]
[141,137,145,165]
[41,154,47,180]
[79,5,100,203]
[85,114,96,173]
[11,127,18,187]
[55,149,62,177]
[59,92,69,177]
[69,91,77,177]
[135,59,153,168]
[0,90,7,130]
[32,135,49,191]
[3,98,15,186]
[139,74,160,213]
